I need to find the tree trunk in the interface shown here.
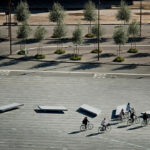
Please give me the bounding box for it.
[90,21,92,33]
[119,45,121,57]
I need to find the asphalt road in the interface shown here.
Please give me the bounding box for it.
[0,74,150,150]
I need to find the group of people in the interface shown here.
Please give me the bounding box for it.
[120,103,149,124]
[82,103,149,131]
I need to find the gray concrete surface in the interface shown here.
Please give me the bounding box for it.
[0,74,150,150]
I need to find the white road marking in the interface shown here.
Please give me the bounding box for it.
[0,70,150,77]
[27,44,150,51]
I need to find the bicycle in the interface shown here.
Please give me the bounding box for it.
[98,124,111,133]
[80,122,94,131]
[141,119,150,127]
[127,116,140,126]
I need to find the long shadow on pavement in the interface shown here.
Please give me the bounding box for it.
[68,130,83,134]
[86,132,103,137]
[117,125,129,128]
[127,125,143,130]
[72,63,101,71]
[112,64,137,71]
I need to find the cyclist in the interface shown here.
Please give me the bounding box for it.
[143,112,148,125]
[101,118,107,130]
[82,117,89,129]
[120,109,125,120]
[126,103,131,113]
[130,111,135,123]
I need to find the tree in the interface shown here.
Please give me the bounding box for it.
[14,1,30,23]
[34,26,47,54]
[49,2,65,23]
[92,23,105,39]
[52,22,67,49]
[128,20,140,49]
[83,0,97,34]
[113,26,127,57]
[72,24,83,55]
[116,0,131,25]
[17,22,31,51]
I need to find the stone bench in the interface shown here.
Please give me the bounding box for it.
[38,105,68,112]
[0,103,24,112]
[79,104,101,116]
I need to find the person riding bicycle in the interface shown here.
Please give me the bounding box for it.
[143,112,148,125]
[130,111,135,123]
[101,118,107,130]
[126,103,131,113]
[120,109,125,120]
[82,117,89,129]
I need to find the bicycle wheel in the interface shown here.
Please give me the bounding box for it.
[135,117,140,124]
[106,125,111,132]
[88,123,94,130]
[80,125,86,131]
[141,120,146,127]
[127,119,132,126]
[98,126,104,133]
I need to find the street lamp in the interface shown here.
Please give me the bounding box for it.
[8,0,12,55]
[97,0,100,61]
[140,0,142,37]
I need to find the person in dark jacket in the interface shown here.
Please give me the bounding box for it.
[143,112,148,124]
[82,117,89,129]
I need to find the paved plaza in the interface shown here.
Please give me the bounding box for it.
[0,72,150,150]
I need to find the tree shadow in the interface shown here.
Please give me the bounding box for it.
[0,59,20,67]
[30,61,60,69]
[127,37,146,43]
[72,63,101,71]
[34,109,64,114]
[84,38,108,44]
[0,38,9,43]
[13,39,37,45]
[57,54,72,59]
[101,53,116,58]
[128,53,150,58]
[112,64,137,71]
[127,125,143,130]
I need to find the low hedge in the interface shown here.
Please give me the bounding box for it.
[54,49,66,54]
[113,56,125,62]
[128,48,138,53]
[91,49,102,54]
[35,54,45,59]
[17,50,28,55]
[85,33,95,38]
[70,54,82,60]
